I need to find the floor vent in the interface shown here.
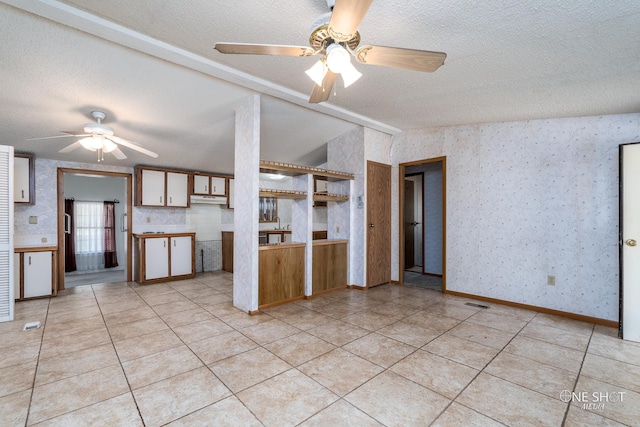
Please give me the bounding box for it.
[23,321,41,331]
[465,302,489,309]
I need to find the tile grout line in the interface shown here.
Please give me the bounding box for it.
[560,322,595,426]
[24,297,52,427]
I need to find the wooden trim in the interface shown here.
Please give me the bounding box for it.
[445,290,618,327]
[258,242,306,251]
[311,285,348,297]
[57,168,133,290]
[347,285,367,291]
[14,246,58,253]
[258,295,305,310]
[312,239,349,246]
[248,310,260,316]
[390,280,400,285]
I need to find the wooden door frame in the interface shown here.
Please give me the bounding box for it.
[57,168,133,290]
[398,157,446,290]
[404,172,425,273]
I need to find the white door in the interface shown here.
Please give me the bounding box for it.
[170,236,193,277]
[14,156,30,203]
[142,169,165,206]
[145,238,169,280]
[0,146,14,321]
[193,175,209,194]
[166,172,189,207]
[24,251,52,298]
[210,177,226,195]
[620,143,640,342]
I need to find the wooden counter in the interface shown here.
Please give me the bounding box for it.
[312,239,348,295]
[259,243,305,308]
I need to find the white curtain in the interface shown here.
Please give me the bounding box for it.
[74,201,104,271]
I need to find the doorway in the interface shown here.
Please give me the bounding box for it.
[57,168,133,290]
[399,158,446,291]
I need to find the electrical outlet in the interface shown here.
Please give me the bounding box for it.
[146,217,151,224]
[29,216,37,224]
[41,237,47,243]
[336,226,340,233]
[547,275,556,286]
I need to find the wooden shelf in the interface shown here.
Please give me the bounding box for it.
[260,160,354,181]
[313,193,349,202]
[259,188,307,199]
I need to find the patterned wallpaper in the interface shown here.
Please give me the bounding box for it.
[391,113,640,321]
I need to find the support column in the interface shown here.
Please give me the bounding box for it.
[292,174,313,296]
[233,95,260,313]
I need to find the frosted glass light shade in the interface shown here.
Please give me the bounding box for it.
[341,62,362,88]
[305,59,327,86]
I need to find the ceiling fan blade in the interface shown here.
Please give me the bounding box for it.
[58,141,82,153]
[215,43,315,57]
[27,132,88,141]
[355,45,446,72]
[309,71,337,104]
[107,135,159,158]
[111,147,127,160]
[328,0,373,42]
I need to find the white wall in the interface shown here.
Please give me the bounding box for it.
[391,113,640,321]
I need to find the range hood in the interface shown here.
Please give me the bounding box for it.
[190,195,227,205]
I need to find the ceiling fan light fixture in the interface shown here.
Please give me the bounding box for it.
[102,139,117,153]
[326,43,350,73]
[79,136,101,151]
[305,59,328,86]
[341,61,362,88]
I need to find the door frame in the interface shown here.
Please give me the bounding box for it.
[398,157,446,290]
[57,168,133,289]
[405,172,425,272]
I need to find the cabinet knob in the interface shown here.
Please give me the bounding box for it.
[626,239,638,247]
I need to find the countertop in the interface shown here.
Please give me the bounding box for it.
[258,242,306,251]
[312,239,348,246]
[133,232,196,238]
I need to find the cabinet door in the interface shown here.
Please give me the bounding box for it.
[23,251,52,298]
[227,179,234,209]
[14,156,31,203]
[210,177,226,196]
[170,236,193,277]
[145,238,169,280]
[167,172,189,207]
[141,169,165,206]
[193,175,210,195]
[268,233,282,244]
[283,233,292,243]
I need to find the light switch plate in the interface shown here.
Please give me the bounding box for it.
[29,216,37,224]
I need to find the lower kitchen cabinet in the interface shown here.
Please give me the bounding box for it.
[312,240,348,295]
[134,233,195,284]
[14,247,57,300]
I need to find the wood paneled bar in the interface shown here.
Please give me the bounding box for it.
[258,243,305,308]
[312,239,348,295]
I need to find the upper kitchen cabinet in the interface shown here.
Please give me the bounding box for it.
[135,166,190,208]
[14,153,34,204]
[193,174,227,196]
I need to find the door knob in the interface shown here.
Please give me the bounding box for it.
[369,223,375,228]
[626,239,638,247]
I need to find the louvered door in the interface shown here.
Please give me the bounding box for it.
[0,146,14,322]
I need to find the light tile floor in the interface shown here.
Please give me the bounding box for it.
[1,272,639,426]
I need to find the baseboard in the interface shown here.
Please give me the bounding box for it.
[423,272,443,277]
[257,295,304,311]
[248,310,260,316]
[444,290,618,327]
[311,286,348,297]
[390,280,400,285]
[347,284,367,291]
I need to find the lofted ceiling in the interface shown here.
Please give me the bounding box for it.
[0,0,639,174]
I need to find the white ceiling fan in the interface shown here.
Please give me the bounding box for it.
[29,111,159,162]
[214,0,446,103]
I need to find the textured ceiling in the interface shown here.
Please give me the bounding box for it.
[1,0,639,173]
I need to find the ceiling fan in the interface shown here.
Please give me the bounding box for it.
[29,111,159,162]
[214,0,446,104]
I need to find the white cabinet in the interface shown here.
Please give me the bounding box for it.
[268,233,282,244]
[141,169,165,206]
[167,172,189,207]
[136,167,190,208]
[228,178,234,209]
[170,236,193,276]
[193,175,210,195]
[14,154,34,204]
[192,174,226,196]
[134,233,195,284]
[144,237,169,280]
[14,249,56,300]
